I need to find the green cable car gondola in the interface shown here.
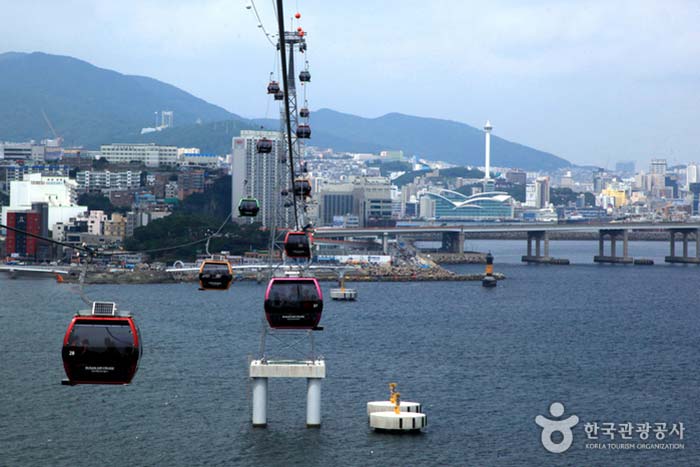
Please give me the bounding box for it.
[238,198,260,217]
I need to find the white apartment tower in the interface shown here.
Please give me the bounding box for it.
[231,130,288,228]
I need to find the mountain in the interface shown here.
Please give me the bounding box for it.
[0,52,570,170]
[295,109,570,170]
[131,119,255,154]
[0,52,237,147]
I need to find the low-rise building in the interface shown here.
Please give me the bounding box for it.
[100,143,179,167]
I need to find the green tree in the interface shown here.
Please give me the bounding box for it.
[77,193,123,214]
[92,158,109,170]
[550,188,578,206]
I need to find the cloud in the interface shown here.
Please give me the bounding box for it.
[1,0,699,165]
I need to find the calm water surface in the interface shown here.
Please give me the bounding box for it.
[1,241,699,466]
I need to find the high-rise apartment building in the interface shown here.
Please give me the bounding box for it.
[650,159,667,175]
[231,130,288,228]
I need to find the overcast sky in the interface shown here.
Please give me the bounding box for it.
[3,0,700,167]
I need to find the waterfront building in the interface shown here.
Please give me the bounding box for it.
[319,183,354,226]
[4,202,50,260]
[231,130,288,228]
[419,188,514,221]
[1,173,87,230]
[352,177,393,227]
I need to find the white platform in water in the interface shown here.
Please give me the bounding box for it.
[249,359,326,378]
[370,411,427,431]
[330,288,357,300]
[367,401,421,415]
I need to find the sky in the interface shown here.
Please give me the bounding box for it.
[2,0,700,168]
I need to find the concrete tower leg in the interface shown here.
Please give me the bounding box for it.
[252,377,268,427]
[527,235,533,256]
[543,231,550,258]
[683,232,689,258]
[611,237,617,257]
[535,236,541,257]
[306,378,322,427]
[696,231,700,258]
[670,232,676,257]
[623,230,629,258]
[599,234,604,256]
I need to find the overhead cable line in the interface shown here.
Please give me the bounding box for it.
[275,0,300,230]
[249,0,277,47]
[0,212,233,257]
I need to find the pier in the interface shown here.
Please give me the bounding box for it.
[666,228,700,264]
[594,229,633,264]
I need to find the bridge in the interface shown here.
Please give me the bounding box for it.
[0,265,71,278]
[313,222,700,264]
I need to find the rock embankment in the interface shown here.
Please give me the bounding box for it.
[60,262,504,284]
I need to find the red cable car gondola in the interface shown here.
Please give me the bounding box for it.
[284,231,312,258]
[62,302,141,385]
[264,277,323,329]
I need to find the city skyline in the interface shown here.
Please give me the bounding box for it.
[1,1,699,167]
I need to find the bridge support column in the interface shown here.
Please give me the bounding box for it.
[665,228,700,264]
[594,229,633,264]
[382,233,389,255]
[250,360,326,428]
[670,232,676,257]
[441,232,463,254]
[522,231,566,264]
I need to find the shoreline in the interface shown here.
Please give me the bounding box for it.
[57,264,504,285]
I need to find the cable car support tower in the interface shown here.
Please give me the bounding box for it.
[249,0,325,429]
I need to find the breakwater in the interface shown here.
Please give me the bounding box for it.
[59,263,503,285]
